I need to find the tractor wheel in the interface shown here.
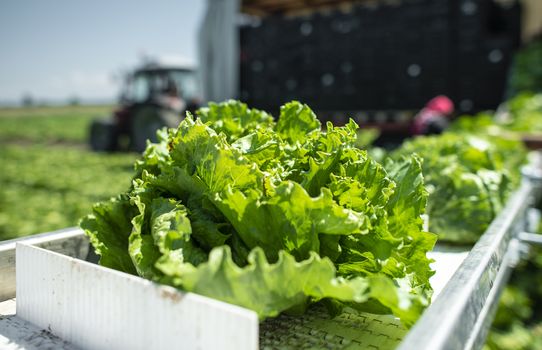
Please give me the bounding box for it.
[89,119,117,152]
[130,107,181,153]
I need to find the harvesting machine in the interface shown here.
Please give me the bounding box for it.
[89,58,201,152]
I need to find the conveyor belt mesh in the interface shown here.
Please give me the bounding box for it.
[260,305,407,349]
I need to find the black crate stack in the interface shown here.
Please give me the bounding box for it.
[452,0,521,112]
[239,0,521,116]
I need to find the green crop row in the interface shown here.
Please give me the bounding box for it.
[0,105,137,241]
[0,145,137,240]
[0,105,111,145]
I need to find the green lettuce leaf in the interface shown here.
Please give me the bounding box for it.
[213,181,367,261]
[276,101,321,144]
[196,100,274,142]
[158,245,370,320]
[80,194,137,274]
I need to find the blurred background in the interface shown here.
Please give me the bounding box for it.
[1,0,542,348]
[0,0,204,106]
[0,0,205,239]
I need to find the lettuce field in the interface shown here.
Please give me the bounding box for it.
[0,105,138,241]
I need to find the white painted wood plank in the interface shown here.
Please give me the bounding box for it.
[16,243,259,350]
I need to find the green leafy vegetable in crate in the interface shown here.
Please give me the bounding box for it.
[82,101,436,326]
[390,133,525,244]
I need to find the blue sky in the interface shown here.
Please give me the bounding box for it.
[0,0,204,104]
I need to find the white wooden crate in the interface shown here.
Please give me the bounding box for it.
[0,229,468,350]
[2,229,469,350]
[15,243,259,350]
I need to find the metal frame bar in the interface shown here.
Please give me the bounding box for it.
[519,231,542,246]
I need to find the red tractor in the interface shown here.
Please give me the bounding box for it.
[89,60,200,152]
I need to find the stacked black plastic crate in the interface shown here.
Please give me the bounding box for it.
[239,0,520,117]
[393,0,452,110]
[452,0,521,112]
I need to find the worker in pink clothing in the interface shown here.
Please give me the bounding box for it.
[412,95,455,135]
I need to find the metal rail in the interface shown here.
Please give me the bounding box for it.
[519,231,542,246]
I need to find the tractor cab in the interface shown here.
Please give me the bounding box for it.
[89,59,200,152]
[121,64,200,110]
